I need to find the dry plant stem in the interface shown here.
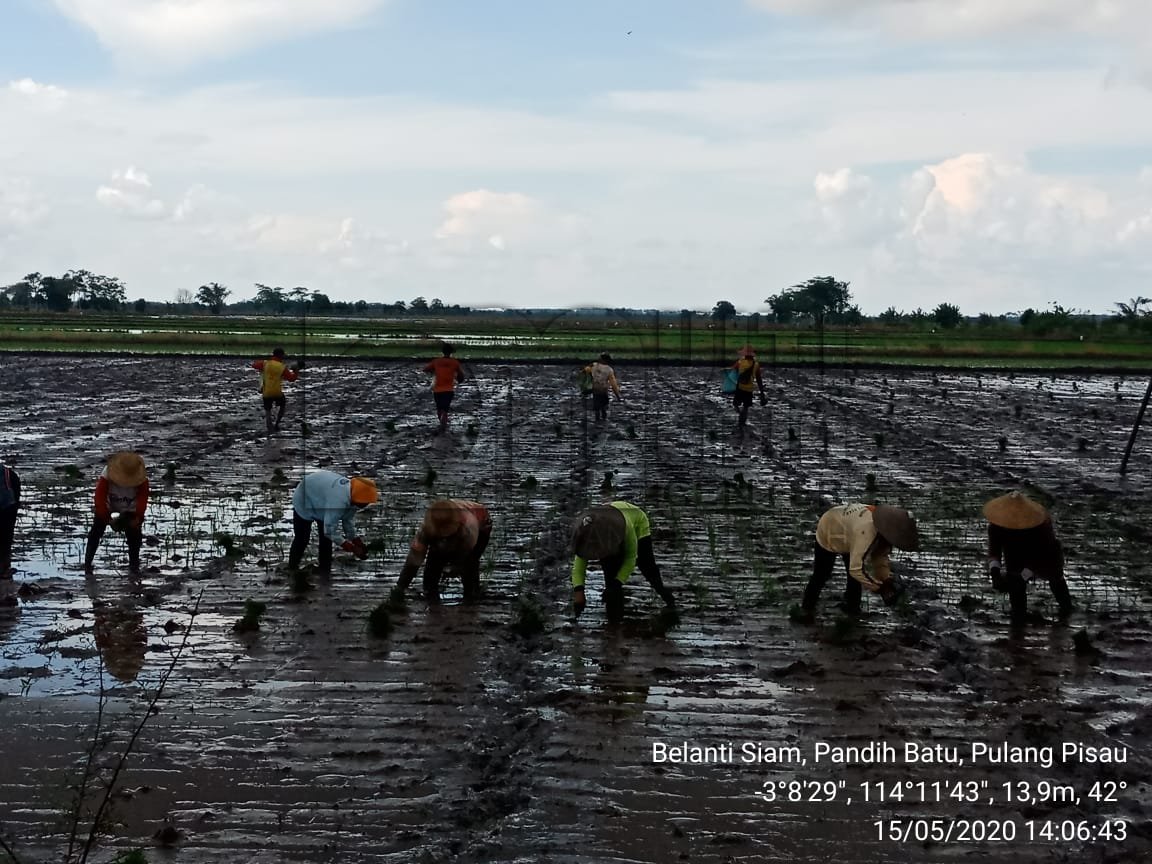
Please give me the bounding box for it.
[66,649,108,862]
[77,588,205,864]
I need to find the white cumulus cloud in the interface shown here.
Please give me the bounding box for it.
[95,166,167,219]
[51,0,389,67]
[436,189,545,251]
[746,0,1151,39]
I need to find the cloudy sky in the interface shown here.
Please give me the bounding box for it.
[1,0,1150,313]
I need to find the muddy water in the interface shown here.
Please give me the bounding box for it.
[0,355,1150,863]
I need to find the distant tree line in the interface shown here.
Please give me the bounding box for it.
[2,270,1150,336]
[0,273,474,318]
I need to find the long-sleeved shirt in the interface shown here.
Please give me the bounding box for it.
[95,471,148,521]
[0,464,19,510]
[583,362,621,397]
[401,500,491,573]
[253,357,298,398]
[988,519,1064,580]
[815,503,890,589]
[403,499,488,569]
[571,501,650,588]
[292,470,361,543]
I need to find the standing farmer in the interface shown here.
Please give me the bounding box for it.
[797,503,919,622]
[984,492,1072,623]
[582,353,622,422]
[288,470,377,570]
[0,462,20,578]
[84,451,149,574]
[394,499,492,603]
[731,347,767,427]
[252,347,300,434]
[570,502,676,623]
[425,343,466,434]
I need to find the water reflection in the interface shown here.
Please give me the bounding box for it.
[88,576,147,684]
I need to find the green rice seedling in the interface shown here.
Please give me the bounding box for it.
[510,593,547,637]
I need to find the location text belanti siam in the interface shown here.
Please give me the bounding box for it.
[650,741,1127,770]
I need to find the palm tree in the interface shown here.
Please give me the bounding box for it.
[1114,297,1151,319]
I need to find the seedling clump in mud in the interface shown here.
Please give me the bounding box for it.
[233,599,266,633]
[367,601,394,638]
[510,593,547,637]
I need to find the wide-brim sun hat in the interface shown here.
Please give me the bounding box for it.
[872,504,920,551]
[983,491,1048,530]
[106,451,146,486]
[349,477,379,506]
[423,500,462,538]
[572,506,626,560]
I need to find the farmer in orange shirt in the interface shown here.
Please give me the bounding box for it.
[252,347,301,434]
[424,343,466,434]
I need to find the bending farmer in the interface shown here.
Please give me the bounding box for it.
[395,499,492,603]
[84,451,149,574]
[571,502,675,623]
[288,470,377,570]
[984,491,1072,623]
[798,503,919,622]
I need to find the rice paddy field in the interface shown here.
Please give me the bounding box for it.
[0,352,1150,863]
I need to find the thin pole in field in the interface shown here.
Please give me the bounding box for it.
[1120,378,1152,475]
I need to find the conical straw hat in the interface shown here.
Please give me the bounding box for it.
[106,452,146,486]
[422,500,462,538]
[572,506,626,560]
[872,504,920,551]
[983,492,1048,530]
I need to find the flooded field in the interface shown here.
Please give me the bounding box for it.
[1,354,1150,863]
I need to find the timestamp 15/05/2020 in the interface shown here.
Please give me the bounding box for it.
[876,818,1128,844]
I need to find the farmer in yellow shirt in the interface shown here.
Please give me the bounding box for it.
[731,346,767,427]
[570,501,675,622]
[251,347,301,434]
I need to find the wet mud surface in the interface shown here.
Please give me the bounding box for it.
[1,355,1151,863]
